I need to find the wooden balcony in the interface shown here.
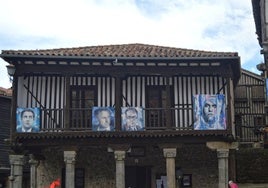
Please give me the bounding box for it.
[39,107,194,132]
[13,106,237,145]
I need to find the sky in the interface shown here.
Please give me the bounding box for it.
[0,0,263,88]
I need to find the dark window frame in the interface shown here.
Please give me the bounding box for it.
[145,85,174,128]
[70,86,97,129]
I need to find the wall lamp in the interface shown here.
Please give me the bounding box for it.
[6,64,15,82]
[256,62,266,72]
[6,64,15,76]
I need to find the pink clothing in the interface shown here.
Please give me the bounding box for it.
[49,179,61,188]
[229,182,239,188]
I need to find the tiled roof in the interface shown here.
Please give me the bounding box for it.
[0,87,12,97]
[1,43,238,58]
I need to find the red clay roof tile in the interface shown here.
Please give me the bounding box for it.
[0,87,12,96]
[1,43,238,58]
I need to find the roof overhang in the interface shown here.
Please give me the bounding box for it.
[0,54,241,84]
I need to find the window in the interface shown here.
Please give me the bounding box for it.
[254,116,265,127]
[70,86,96,129]
[252,85,264,101]
[234,86,247,101]
[146,86,173,128]
[254,116,265,135]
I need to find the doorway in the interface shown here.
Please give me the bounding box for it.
[125,166,151,188]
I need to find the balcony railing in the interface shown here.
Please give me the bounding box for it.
[16,107,265,143]
[40,107,195,132]
[236,124,263,143]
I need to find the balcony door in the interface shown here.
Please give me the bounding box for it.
[146,86,173,128]
[70,86,97,129]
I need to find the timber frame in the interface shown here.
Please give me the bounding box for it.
[0,43,240,152]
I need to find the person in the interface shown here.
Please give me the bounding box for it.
[92,107,114,131]
[228,180,239,188]
[122,107,143,131]
[194,95,225,130]
[17,108,39,132]
[49,178,61,188]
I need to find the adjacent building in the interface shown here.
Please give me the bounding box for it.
[0,87,12,187]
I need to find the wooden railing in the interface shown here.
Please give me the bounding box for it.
[19,107,266,143]
[236,125,264,143]
[40,107,195,131]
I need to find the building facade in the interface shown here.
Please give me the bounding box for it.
[1,44,241,188]
[0,87,12,188]
[234,69,265,144]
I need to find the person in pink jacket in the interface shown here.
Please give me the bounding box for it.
[229,180,239,188]
[49,178,60,188]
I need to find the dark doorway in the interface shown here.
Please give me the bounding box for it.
[146,86,174,128]
[70,86,97,129]
[125,166,151,188]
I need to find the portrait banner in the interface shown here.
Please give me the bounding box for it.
[92,107,115,131]
[16,107,40,133]
[121,107,144,131]
[193,94,226,130]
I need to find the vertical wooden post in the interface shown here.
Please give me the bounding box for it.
[11,74,18,137]
[115,75,122,131]
[65,75,70,129]
[226,75,234,133]
[165,76,171,129]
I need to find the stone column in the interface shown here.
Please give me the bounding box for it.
[9,154,24,188]
[217,149,229,188]
[163,148,177,188]
[114,150,126,188]
[29,154,39,188]
[207,142,238,188]
[64,151,76,188]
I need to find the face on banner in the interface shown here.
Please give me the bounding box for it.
[16,108,40,133]
[92,107,115,131]
[193,94,226,130]
[121,107,144,131]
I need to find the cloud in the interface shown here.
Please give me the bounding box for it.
[0,0,263,88]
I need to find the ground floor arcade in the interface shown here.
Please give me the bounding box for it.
[8,141,238,188]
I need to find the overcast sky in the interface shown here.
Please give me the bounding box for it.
[0,0,263,88]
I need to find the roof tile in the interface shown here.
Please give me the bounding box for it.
[1,43,238,58]
[0,87,12,96]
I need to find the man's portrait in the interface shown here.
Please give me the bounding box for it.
[121,107,144,131]
[16,108,40,133]
[92,107,115,131]
[193,94,226,130]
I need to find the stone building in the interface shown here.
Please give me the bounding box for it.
[0,87,12,187]
[234,69,268,188]
[1,44,241,188]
